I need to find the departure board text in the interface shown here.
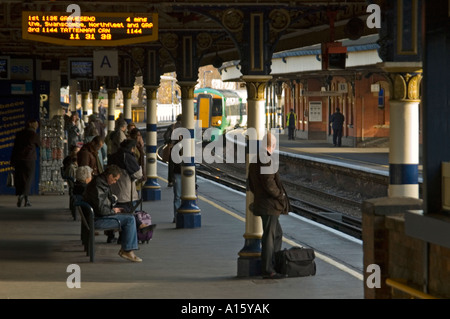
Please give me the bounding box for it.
[22,11,158,46]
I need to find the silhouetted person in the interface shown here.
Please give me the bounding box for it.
[330,107,345,147]
[10,119,41,207]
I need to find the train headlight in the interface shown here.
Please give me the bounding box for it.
[217,120,221,125]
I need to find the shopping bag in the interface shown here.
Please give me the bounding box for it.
[6,171,14,188]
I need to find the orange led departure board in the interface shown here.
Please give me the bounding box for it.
[22,11,158,46]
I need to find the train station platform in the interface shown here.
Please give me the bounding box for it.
[0,161,364,304]
[227,128,391,176]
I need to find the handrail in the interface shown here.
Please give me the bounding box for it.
[386,278,439,299]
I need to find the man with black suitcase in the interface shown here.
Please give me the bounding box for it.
[248,132,291,279]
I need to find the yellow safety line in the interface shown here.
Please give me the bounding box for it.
[386,278,439,299]
[158,174,363,281]
[198,194,363,281]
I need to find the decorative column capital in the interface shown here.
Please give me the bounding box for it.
[144,86,158,100]
[241,75,272,101]
[177,81,197,99]
[378,62,423,102]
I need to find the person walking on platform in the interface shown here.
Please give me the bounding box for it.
[10,119,41,207]
[83,164,143,263]
[248,132,291,279]
[330,107,345,147]
[286,108,297,140]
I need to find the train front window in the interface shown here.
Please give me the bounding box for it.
[212,99,222,116]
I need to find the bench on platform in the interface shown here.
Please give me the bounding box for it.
[75,201,121,262]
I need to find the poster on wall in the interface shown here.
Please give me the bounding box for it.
[0,81,46,195]
[309,101,323,122]
[0,96,33,195]
[0,56,10,79]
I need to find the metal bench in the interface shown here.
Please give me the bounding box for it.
[75,201,121,262]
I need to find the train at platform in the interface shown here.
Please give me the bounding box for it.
[194,88,247,140]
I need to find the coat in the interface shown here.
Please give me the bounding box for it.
[83,174,115,217]
[248,154,291,216]
[286,112,297,128]
[330,111,345,130]
[108,147,143,204]
[77,142,101,176]
[10,127,41,165]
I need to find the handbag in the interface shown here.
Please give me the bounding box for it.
[6,171,14,188]
[161,143,172,163]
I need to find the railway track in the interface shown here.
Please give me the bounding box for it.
[155,137,362,239]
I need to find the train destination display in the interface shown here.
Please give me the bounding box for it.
[22,11,158,46]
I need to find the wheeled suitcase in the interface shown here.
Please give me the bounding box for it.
[135,210,154,244]
[275,247,316,277]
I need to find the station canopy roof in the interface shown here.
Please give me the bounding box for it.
[0,0,377,74]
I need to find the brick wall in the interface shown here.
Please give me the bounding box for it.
[363,197,450,299]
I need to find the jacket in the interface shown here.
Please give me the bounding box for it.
[286,112,297,128]
[248,154,291,216]
[10,128,41,165]
[77,142,101,176]
[108,147,143,204]
[330,111,345,130]
[83,174,115,217]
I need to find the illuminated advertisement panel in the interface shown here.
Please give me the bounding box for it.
[22,11,158,46]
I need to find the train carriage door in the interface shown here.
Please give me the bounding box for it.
[197,94,212,129]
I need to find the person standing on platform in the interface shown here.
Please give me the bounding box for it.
[330,107,345,147]
[67,113,82,147]
[286,108,297,140]
[248,132,291,279]
[77,135,104,176]
[107,118,127,155]
[169,114,183,223]
[10,119,41,207]
[164,114,181,187]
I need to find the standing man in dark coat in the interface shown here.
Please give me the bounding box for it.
[330,107,345,147]
[248,132,291,279]
[10,119,41,207]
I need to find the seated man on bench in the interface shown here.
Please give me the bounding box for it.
[83,164,143,263]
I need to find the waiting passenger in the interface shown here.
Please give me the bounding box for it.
[330,107,345,147]
[83,164,143,262]
[169,114,183,223]
[77,135,104,176]
[72,165,93,203]
[248,132,291,279]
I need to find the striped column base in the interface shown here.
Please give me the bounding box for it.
[142,178,161,201]
[176,212,201,229]
[176,199,201,228]
[237,238,262,277]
